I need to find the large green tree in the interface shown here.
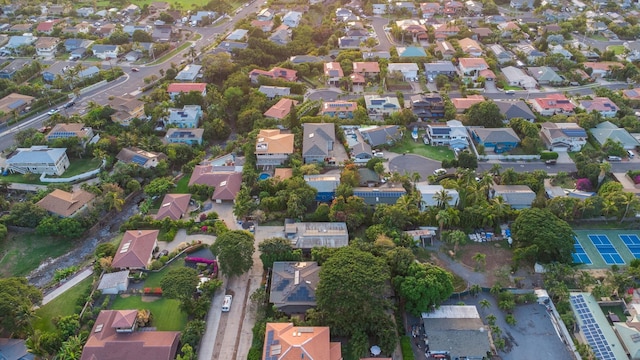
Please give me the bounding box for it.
[211,230,255,277]
[160,267,199,300]
[394,262,454,316]
[0,278,42,337]
[466,101,505,128]
[316,246,390,336]
[512,208,574,264]
[258,237,302,270]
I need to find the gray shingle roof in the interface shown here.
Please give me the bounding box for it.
[302,123,335,157]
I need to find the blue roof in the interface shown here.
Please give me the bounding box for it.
[399,46,427,57]
[131,155,148,165]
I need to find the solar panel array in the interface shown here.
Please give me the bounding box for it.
[353,191,405,198]
[287,286,314,302]
[570,294,616,360]
[620,234,640,258]
[572,237,592,265]
[264,330,281,360]
[131,155,148,166]
[588,234,624,265]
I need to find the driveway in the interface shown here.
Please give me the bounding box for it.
[306,88,342,102]
[388,153,442,180]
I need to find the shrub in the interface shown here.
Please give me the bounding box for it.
[400,336,415,360]
[150,260,163,270]
[634,175,640,185]
[540,151,559,160]
[576,178,593,191]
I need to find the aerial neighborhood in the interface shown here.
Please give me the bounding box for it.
[3,0,640,359]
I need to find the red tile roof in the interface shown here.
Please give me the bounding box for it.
[166,83,207,94]
[111,230,159,269]
[533,94,575,112]
[36,20,60,32]
[189,166,242,201]
[263,323,342,360]
[353,62,380,74]
[264,98,298,119]
[155,193,191,221]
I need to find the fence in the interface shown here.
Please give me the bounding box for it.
[78,80,107,96]
[39,159,106,183]
[478,154,541,161]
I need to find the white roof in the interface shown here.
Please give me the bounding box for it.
[422,305,480,319]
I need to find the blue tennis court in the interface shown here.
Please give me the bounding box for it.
[620,234,640,258]
[572,237,592,265]
[588,234,625,265]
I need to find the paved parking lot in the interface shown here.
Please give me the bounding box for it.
[388,153,442,180]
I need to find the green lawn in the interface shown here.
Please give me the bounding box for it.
[390,137,455,162]
[111,295,187,331]
[149,42,192,66]
[503,85,523,91]
[589,34,608,41]
[608,45,625,55]
[0,233,77,277]
[175,175,191,193]
[54,158,103,178]
[34,277,93,332]
[144,256,185,288]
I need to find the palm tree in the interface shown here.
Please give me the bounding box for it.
[436,209,451,239]
[26,330,48,359]
[473,252,486,271]
[445,229,467,253]
[602,198,618,218]
[479,299,491,310]
[620,192,639,223]
[486,314,497,326]
[500,167,518,185]
[434,189,452,209]
[469,284,482,297]
[490,196,509,226]
[103,191,125,212]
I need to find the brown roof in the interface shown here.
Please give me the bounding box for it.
[264,98,298,119]
[111,230,159,269]
[116,147,167,166]
[189,166,242,201]
[274,168,293,181]
[45,123,91,140]
[452,95,485,111]
[155,193,191,221]
[109,96,143,113]
[263,323,342,360]
[35,37,59,48]
[0,93,35,114]
[81,310,180,360]
[36,189,95,217]
[256,129,294,155]
[353,62,381,74]
[110,310,137,329]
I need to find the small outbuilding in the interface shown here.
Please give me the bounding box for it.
[97,270,130,295]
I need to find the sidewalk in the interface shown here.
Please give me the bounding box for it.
[41,267,93,306]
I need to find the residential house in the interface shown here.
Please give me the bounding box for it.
[282,11,303,28]
[166,83,207,100]
[397,46,427,58]
[583,61,623,78]
[590,121,640,150]
[540,122,587,152]
[226,29,248,42]
[458,38,483,57]
[36,20,61,34]
[494,100,536,122]
[457,58,489,81]
[387,63,419,81]
[47,5,65,16]
[149,1,170,13]
[353,184,407,205]
[274,168,293,181]
[97,271,129,295]
[264,98,298,120]
[421,306,492,360]
[211,41,248,54]
[165,105,202,128]
[363,51,391,60]
[64,38,92,52]
[190,11,216,25]
[416,184,459,209]
[497,21,520,37]
[36,189,95,218]
[155,194,191,221]
[338,36,362,49]
[152,25,172,43]
[489,44,515,64]
[465,0,483,14]
[358,168,381,187]
[514,44,545,63]
[302,123,336,164]
[6,34,37,51]
[324,62,344,86]
[394,2,417,14]
[579,97,619,118]
[433,23,460,39]
[353,62,381,78]
[335,7,357,21]
[123,4,140,16]
[285,222,348,250]
[116,147,167,168]
[501,66,537,89]
[304,174,341,202]
[80,310,180,360]
[1,59,33,79]
[164,128,204,145]
[491,185,535,209]
[421,2,441,18]
[265,67,298,82]
[269,262,320,315]
[372,3,387,15]
[111,230,159,270]
[9,24,33,33]
[425,120,469,149]
[262,323,342,360]
[258,85,291,99]
[452,95,485,113]
[91,44,119,60]
[410,93,445,120]
[256,8,274,21]
[622,88,640,101]
[434,40,456,60]
[471,128,521,153]
[109,96,145,126]
[530,94,575,116]
[123,25,151,36]
[321,101,358,119]
[509,0,534,8]
[424,61,457,79]
[255,129,295,166]
[549,44,573,60]
[175,65,202,82]
[251,20,274,32]
[396,20,428,42]
[444,0,464,14]
[528,66,564,86]
[188,166,243,202]
[269,28,291,45]
[364,95,401,120]
[78,66,100,80]
[45,123,94,144]
[360,125,402,147]
[472,27,493,41]
[95,24,116,38]
[0,93,34,122]
[6,146,69,175]
[351,139,373,163]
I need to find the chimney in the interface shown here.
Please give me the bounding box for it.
[138,230,142,235]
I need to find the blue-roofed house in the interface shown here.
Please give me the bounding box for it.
[269,28,291,45]
[0,59,31,79]
[175,64,202,82]
[397,46,427,58]
[165,105,202,128]
[471,128,521,153]
[64,38,92,52]
[282,11,302,28]
[258,85,290,99]
[91,44,119,60]
[42,63,69,82]
[269,261,320,315]
[190,11,216,25]
[353,184,407,205]
[540,122,587,152]
[6,146,69,175]
[226,29,248,41]
[424,61,457,79]
[212,41,248,54]
[304,174,340,202]
[165,128,204,145]
[0,338,33,360]
[123,25,151,36]
[6,34,37,50]
[359,125,402,147]
[116,147,167,168]
[78,66,100,79]
[590,121,640,150]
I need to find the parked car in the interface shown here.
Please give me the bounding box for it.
[63,101,75,109]
[131,67,140,72]
[433,168,447,176]
[47,109,59,116]
[545,159,557,165]
[505,90,515,95]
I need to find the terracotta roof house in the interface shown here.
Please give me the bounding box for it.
[188,166,242,202]
[457,58,489,81]
[269,262,320,315]
[249,67,297,83]
[166,83,207,100]
[622,88,640,101]
[155,194,191,221]
[452,95,484,112]
[435,40,456,59]
[111,230,159,270]
[530,94,575,116]
[264,98,298,120]
[274,168,293,181]
[36,19,61,34]
[116,147,167,168]
[36,189,95,218]
[81,310,180,360]
[471,27,493,40]
[352,62,380,77]
[35,37,59,59]
[458,38,483,57]
[255,129,295,166]
[251,19,274,32]
[540,122,587,152]
[262,323,342,360]
[444,0,464,14]
[583,61,623,78]
[434,23,460,39]
[0,93,34,122]
[45,123,94,143]
[320,101,358,119]
[396,19,428,41]
[420,2,441,18]
[324,62,344,86]
[109,96,145,126]
[579,97,619,118]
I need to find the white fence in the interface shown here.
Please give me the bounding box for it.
[40,159,105,183]
[78,80,107,95]
[478,154,541,161]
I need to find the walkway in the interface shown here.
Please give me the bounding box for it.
[430,241,491,287]
[41,267,93,306]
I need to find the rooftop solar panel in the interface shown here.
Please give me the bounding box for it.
[131,155,147,165]
[570,294,617,360]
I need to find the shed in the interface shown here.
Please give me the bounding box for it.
[97,270,130,295]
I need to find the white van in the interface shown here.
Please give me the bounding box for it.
[628,150,635,159]
[607,156,622,162]
[222,295,232,312]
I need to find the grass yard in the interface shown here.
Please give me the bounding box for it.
[149,42,192,66]
[608,45,625,55]
[0,173,47,185]
[503,85,523,90]
[53,158,102,178]
[175,175,191,193]
[589,34,609,41]
[111,295,187,331]
[144,256,186,288]
[34,277,93,332]
[390,137,455,162]
[0,233,77,277]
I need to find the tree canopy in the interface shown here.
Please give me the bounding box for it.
[512,208,574,264]
[466,101,505,128]
[211,230,255,277]
[160,267,199,300]
[0,277,42,336]
[394,262,454,316]
[258,237,302,270]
